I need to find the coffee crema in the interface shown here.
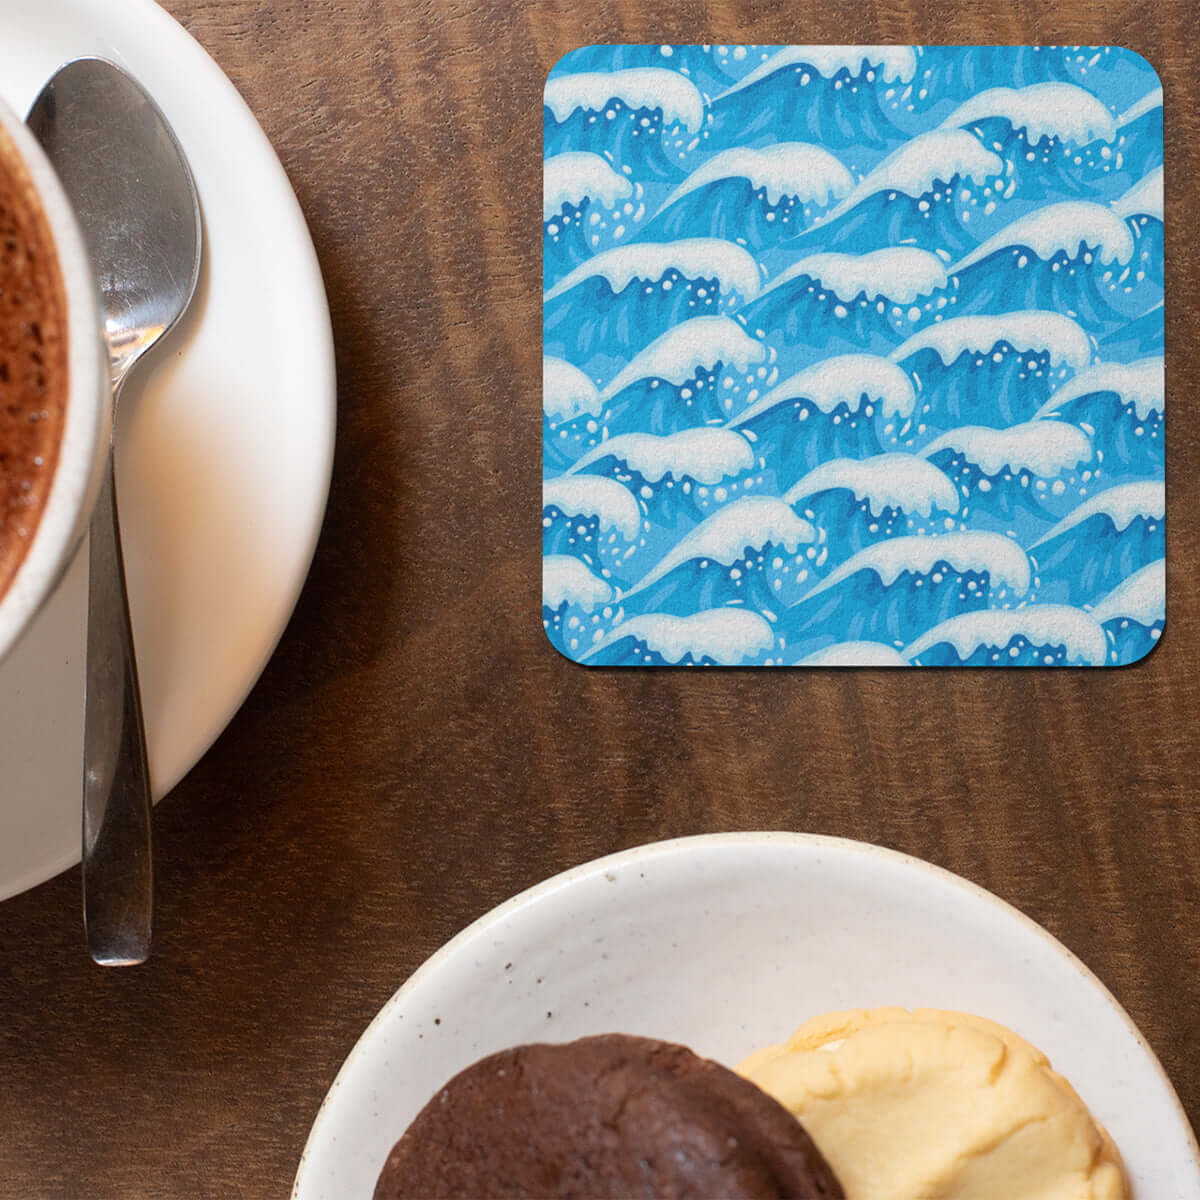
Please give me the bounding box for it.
[0,125,69,598]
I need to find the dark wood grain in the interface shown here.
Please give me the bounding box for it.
[0,2,1195,1196]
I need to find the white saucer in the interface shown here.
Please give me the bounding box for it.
[0,0,335,901]
[293,833,1199,1199]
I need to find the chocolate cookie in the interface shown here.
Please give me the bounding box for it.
[374,1033,843,1199]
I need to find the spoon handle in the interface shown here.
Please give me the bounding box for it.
[82,452,153,966]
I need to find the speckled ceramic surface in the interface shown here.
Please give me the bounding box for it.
[292,833,1199,1199]
[541,46,1165,668]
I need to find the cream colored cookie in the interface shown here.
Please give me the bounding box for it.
[738,1008,1127,1200]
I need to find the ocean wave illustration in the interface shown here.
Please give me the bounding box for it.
[938,83,1116,200]
[1113,167,1164,288]
[618,495,816,617]
[1112,165,1163,221]
[1112,87,1164,183]
[890,311,1092,429]
[793,641,909,667]
[598,315,768,435]
[543,355,604,471]
[552,45,771,92]
[709,46,918,151]
[742,247,950,356]
[543,45,1164,667]
[778,531,1032,651]
[790,128,1004,256]
[1101,300,1163,358]
[544,68,705,180]
[542,475,643,590]
[543,153,638,279]
[1089,557,1165,664]
[783,453,960,570]
[640,143,854,247]
[919,420,1094,534]
[729,353,917,482]
[543,355,602,421]
[1027,481,1165,606]
[565,427,760,525]
[583,608,776,666]
[946,201,1136,332]
[1032,357,1163,479]
[902,605,1108,666]
[543,238,760,362]
[904,46,1087,112]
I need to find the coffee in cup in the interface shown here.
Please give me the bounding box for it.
[0,120,70,598]
[0,97,110,664]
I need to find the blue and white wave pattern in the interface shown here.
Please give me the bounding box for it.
[543,45,1165,667]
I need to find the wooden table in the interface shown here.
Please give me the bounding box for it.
[0,2,1194,1195]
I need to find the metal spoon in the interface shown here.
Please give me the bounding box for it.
[28,59,202,965]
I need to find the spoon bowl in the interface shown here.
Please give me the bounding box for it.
[29,59,201,390]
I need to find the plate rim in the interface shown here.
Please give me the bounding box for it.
[0,0,337,901]
[119,0,338,802]
[292,830,1200,1195]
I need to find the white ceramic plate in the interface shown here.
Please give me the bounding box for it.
[0,0,335,899]
[294,833,1200,1199]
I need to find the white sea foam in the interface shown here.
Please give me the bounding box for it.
[903,605,1107,665]
[920,421,1092,478]
[583,608,774,665]
[794,641,909,667]
[1028,481,1164,548]
[623,497,815,597]
[543,239,761,303]
[566,428,755,485]
[543,476,641,540]
[940,82,1116,145]
[732,354,917,426]
[890,311,1092,369]
[1033,357,1164,422]
[948,201,1134,274]
[1117,87,1163,130]
[657,143,855,212]
[758,247,948,305]
[601,316,764,399]
[717,45,918,102]
[1112,167,1164,221]
[543,356,603,421]
[544,69,704,131]
[784,453,959,517]
[799,532,1032,601]
[542,555,613,611]
[543,152,633,220]
[1090,559,1165,626]
[818,130,1002,224]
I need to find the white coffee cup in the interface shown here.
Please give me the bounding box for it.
[0,97,110,665]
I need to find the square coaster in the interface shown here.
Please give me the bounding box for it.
[542,45,1164,667]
